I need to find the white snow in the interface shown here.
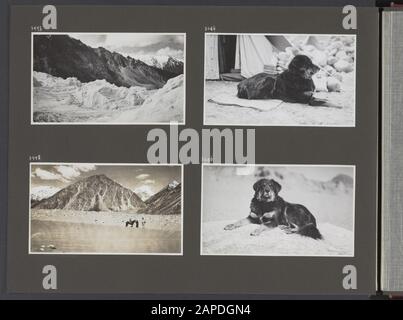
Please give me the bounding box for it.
[31,186,60,201]
[112,75,184,123]
[168,180,180,190]
[33,72,184,123]
[34,72,148,110]
[131,55,184,69]
[202,220,353,256]
[204,76,355,126]
[134,185,155,201]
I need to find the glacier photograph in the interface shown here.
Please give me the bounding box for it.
[32,33,185,124]
[201,165,355,256]
[30,163,182,254]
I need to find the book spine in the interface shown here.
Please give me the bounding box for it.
[382,10,403,293]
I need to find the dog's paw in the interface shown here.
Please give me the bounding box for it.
[250,229,262,236]
[224,224,236,231]
[280,226,297,234]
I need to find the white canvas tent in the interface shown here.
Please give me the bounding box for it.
[205,35,220,80]
[235,35,278,78]
[205,34,293,80]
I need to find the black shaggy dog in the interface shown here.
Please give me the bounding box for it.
[224,178,323,239]
[237,55,331,107]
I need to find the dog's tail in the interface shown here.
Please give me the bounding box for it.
[297,223,322,240]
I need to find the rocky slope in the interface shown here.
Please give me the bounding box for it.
[141,181,181,215]
[33,35,180,89]
[162,57,184,75]
[33,174,145,212]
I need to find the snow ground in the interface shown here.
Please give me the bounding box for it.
[204,73,355,126]
[32,72,184,124]
[202,220,353,256]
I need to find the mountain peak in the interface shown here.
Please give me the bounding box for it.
[34,173,145,212]
[168,180,180,190]
[90,173,108,179]
[86,174,113,183]
[331,174,354,188]
[142,180,181,215]
[163,57,184,75]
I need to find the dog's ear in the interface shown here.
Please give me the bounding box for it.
[253,179,262,191]
[288,55,301,72]
[271,179,282,194]
[253,179,264,191]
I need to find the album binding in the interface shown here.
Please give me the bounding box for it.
[0,1,402,299]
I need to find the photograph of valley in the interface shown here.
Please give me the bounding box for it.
[30,163,182,254]
[32,33,185,124]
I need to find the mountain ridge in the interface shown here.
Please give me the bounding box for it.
[33,174,145,212]
[142,182,181,215]
[33,35,183,89]
[32,174,181,215]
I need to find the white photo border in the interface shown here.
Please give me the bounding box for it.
[31,32,187,126]
[203,32,357,127]
[200,163,356,257]
[29,162,184,256]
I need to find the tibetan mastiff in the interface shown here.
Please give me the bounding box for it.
[224,178,323,239]
[237,54,331,107]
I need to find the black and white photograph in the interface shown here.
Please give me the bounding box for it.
[201,164,355,256]
[32,33,185,124]
[204,33,356,126]
[30,163,183,254]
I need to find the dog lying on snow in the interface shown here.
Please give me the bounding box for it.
[224,178,323,239]
[237,55,337,108]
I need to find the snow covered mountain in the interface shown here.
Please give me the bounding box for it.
[33,34,178,89]
[31,186,60,201]
[168,180,180,190]
[30,186,60,208]
[254,167,354,195]
[162,57,184,75]
[141,181,182,215]
[33,174,145,212]
[331,174,354,189]
[142,56,184,75]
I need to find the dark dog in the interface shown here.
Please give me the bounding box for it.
[224,178,323,239]
[237,55,333,107]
